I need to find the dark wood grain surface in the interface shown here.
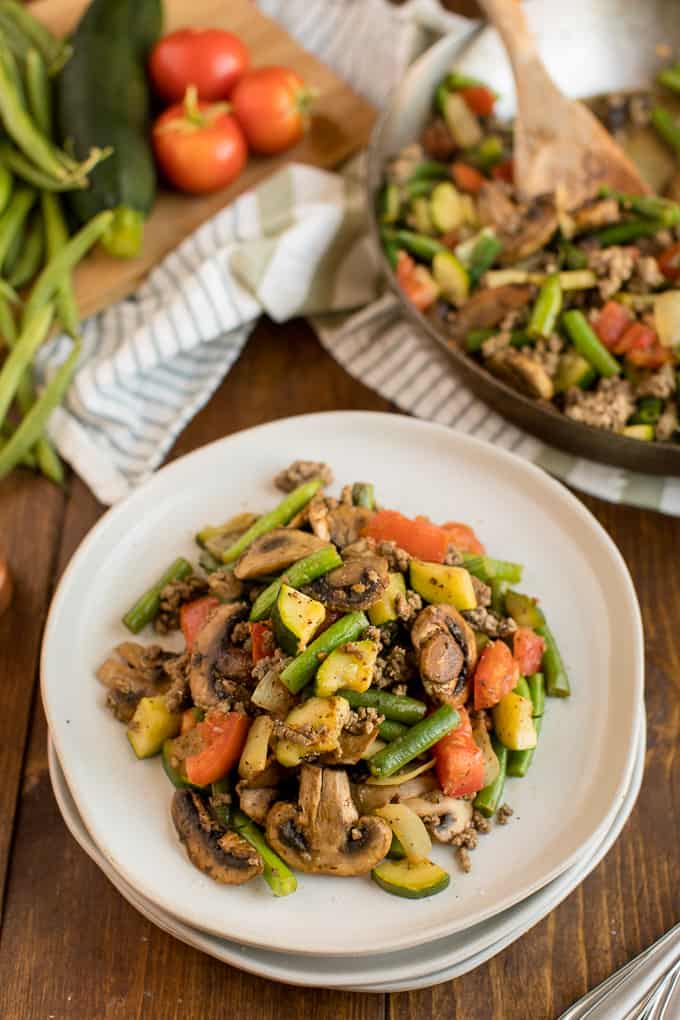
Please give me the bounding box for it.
[0,317,678,1020]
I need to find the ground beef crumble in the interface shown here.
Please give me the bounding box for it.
[497,803,514,825]
[657,401,679,441]
[394,589,423,623]
[345,707,382,735]
[207,570,244,602]
[635,362,676,400]
[565,377,635,431]
[274,460,333,493]
[587,246,636,300]
[470,577,491,608]
[373,645,416,689]
[164,651,191,713]
[154,575,209,633]
[463,606,517,638]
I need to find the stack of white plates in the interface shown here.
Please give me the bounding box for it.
[42,414,645,993]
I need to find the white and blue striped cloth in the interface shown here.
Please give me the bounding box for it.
[35,0,680,514]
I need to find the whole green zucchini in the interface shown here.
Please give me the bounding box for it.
[57,0,162,258]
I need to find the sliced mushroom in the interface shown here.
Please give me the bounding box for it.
[234,529,326,580]
[266,765,392,875]
[446,284,534,344]
[171,789,263,884]
[97,642,172,722]
[351,772,439,814]
[500,194,559,263]
[304,554,389,611]
[236,784,279,826]
[188,602,249,708]
[325,505,375,548]
[402,792,473,843]
[411,604,477,706]
[487,348,554,400]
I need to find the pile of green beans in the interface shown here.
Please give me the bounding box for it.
[0,5,115,485]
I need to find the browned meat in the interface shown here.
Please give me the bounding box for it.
[97,642,173,722]
[421,117,457,160]
[164,651,191,714]
[446,284,534,344]
[207,570,244,602]
[154,574,208,634]
[500,195,559,262]
[486,348,555,400]
[274,460,333,492]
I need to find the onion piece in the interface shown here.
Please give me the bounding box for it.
[365,758,436,787]
[375,802,432,864]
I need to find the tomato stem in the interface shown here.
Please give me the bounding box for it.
[155,86,232,135]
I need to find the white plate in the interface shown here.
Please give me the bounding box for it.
[41,412,644,956]
[48,708,645,992]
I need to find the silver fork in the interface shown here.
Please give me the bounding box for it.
[558,923,680,1020]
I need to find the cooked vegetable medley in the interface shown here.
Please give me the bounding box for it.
[379,68,680,443]
[98,462,570,898]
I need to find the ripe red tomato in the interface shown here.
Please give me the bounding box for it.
[473,640,518,710]
[152,89,248,194]
[231,66,313,155]
[434,708,485,798]
[513,627,545,676]
[149,28,250,103]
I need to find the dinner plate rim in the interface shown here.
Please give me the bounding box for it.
[47,706,645,991]
[41,411,645,956]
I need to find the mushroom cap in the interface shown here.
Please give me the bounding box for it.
[234,529,327,580]
[188,601,249,708]
[304,554,389,611]
[411,604,477,706]
[171,789,262,884]
[266,765,392,876]
[487,349,555,401]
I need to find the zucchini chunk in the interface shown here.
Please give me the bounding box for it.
[272,583,326,655]
[372,858,451,899]
[315,639,378,698]
[409,559,477,610]
[274,696,351,767]
[127,695,180,759]
[368,571,406,626]
[492,691,537,751]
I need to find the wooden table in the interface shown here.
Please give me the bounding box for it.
[0,315,678,1019]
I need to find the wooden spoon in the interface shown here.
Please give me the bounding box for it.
[478,0,651,206]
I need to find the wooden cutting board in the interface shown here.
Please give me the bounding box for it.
[28,0,376,319]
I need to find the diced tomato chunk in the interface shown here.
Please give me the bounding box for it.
[180,595,220,651]
[473,640,518,710]
[458,85,496,117]
[395,250,438,312]
[250,620,273,664]
[513,627,545,676]
[185,711,251,787]
[491,158,514,184]
[441,521,485,555]
[658,241,680,282]
[613,322,672,368]
[451,161,485,195]
[434,707,485,797]
[362,509,449,562]
[593,301,632,349]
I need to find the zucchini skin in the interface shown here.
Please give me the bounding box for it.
[57,0,161,231]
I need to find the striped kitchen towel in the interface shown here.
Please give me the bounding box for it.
[35,0,680,514]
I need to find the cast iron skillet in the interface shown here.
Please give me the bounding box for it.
[365,31,680,476]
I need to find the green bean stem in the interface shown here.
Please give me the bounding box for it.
[122,557,194,634]
[369,704,459,778]
[231,809,297,897]
[562,309,621,379]
[220,479,324,564]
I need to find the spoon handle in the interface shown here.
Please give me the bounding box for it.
[476,0,561,107]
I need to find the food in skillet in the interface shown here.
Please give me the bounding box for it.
[98,463,569,898]
[378,70,680,443]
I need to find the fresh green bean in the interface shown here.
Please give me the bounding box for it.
[651,106,680,154]
[383,237,399,270]
[658,63,680,93]
[473,737,507,816]
[0,295,16,348]
[562,309,620,379]
[537,622,570,697]
[280,611,369,694]
[528,273,562,339]
[41,193,80,339]
[594,218,666,246]
[231,808,297,897]
[527,673,545,718]
[0,142,82,192]
[0,304,53,427]
[22,210,113,327]
[462,552,523,584]
[468,233,503,287]
[25,48,51,135]
[0,185,34,272]
[513,675,532,701]
[0,163,11,215]
[122,557,194,634]
[378,719,409,742]
[0,2,72,74]
[405,178,437,199]
[8,212,43,288]
[352,482,375,509]
[220,479,323,565]
[0,338,80,481]
[3,213,25,277]
[599,186,680,228]
[408,160,451,182]
[0,432,35,469]
[507,677,544,777]
[35,435,64,484]
[338,688,427,725]
[465,327,495,353]
[380,227,446,261]
[249,545,342,621]
[369,704,459,778]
